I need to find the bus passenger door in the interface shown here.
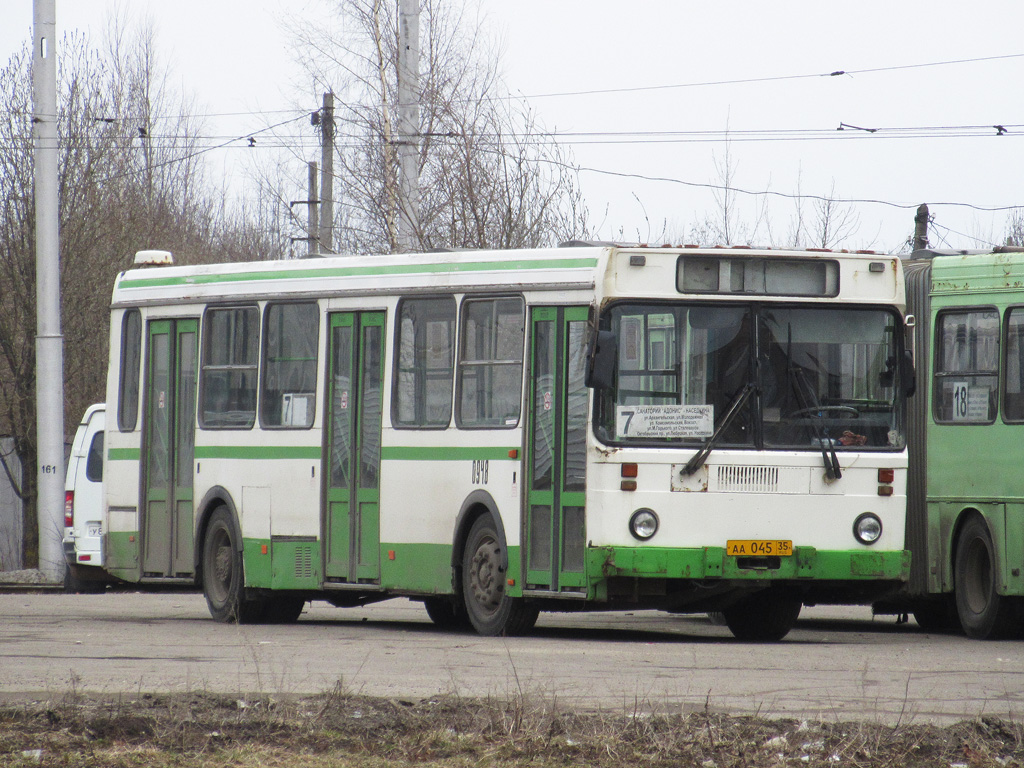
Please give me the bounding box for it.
[324,311,385,583]
[141,318,198,578]
[525,306,589,593]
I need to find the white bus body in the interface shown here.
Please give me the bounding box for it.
[100,245,911,639]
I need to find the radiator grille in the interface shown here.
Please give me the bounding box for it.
[716,465,779,493]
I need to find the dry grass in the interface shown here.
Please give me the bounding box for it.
[1,686,1022,767]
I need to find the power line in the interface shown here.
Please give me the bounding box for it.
[94,113,309,184]
[562,160,1024,214]
[502,52,1024,101]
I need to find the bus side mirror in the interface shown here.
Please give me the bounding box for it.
[902,350,916,398]
[585,330,617,390]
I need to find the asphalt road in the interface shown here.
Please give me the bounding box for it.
[2,591,1022,725]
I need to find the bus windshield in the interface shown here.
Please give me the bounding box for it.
[595,302,905,451]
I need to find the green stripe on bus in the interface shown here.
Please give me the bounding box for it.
[118,257,600,289]
[194,445,322,460]
[107,448,140,461]
[381,446,519,461]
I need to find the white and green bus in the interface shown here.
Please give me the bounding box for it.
[101,244,913,640]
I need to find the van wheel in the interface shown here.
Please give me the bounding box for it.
[955,517,1020,639]
[63,564,105,594]
[723,589,801,642]
[202,507,265,624]
[461,517,538,636]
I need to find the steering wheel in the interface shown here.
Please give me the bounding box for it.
[789,405,859,418]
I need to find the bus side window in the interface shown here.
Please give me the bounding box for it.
[933,308,999,424]
[200,306,260,429]
[261,302,319,429]
[457,297,524,428]
[1004,308,1024,422]
[393,297,456,428]
[118,309,142,432]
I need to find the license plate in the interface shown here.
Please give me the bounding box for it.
[726,539,793,557]
[86,524,101,537]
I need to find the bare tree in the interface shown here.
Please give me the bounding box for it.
[0,21,270,569]
[285,0,589,254]
[1005,210,1024,247]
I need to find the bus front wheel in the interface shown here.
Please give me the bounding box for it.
[202,507,265,624]
[954,516,1020,639]
[461,517,538,636]
[723,588,801,642]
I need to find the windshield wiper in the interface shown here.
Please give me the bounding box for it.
[790,368,842,480]
[681,383,755,476]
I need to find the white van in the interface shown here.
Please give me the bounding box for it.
[63,404,107,592]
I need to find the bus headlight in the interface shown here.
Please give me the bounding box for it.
[853,513,882,545]
[629,508,659,541]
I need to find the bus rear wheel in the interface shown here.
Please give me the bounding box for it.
[954,516,1020,639]
[723,588,801,642]
[461,517,538,636]
[202,507,266,624]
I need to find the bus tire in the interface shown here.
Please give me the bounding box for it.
[202,507,265,624]
[461,516,538,636]
[723,588,801,642]
[423,596,470,630]
[954,516,1020,639]
[264,596,305,624]
[911,597,960,634]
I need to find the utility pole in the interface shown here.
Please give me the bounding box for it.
[913,204,929,253]
[32,0,65,581]
[397,0,420,252]
[319,92,335,254]
[307,161,320,256]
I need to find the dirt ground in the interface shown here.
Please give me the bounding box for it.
[2,690,1023,767]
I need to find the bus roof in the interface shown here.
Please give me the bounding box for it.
[110,245,899,309]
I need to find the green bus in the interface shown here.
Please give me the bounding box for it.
[885,247,1024,638]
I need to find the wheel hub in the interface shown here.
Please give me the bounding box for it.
[469,539,503,614]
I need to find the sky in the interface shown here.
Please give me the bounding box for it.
[4,0,1024,253]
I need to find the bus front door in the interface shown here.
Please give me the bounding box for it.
[324,311,385,583]
[525,306,588,593]
[141,318,198,578]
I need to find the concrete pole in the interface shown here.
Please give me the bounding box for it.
[319,93,334,254]
[307,161,319,256]
[913,204,929,253]
[33,0,66,581]
[397,0,420,252]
